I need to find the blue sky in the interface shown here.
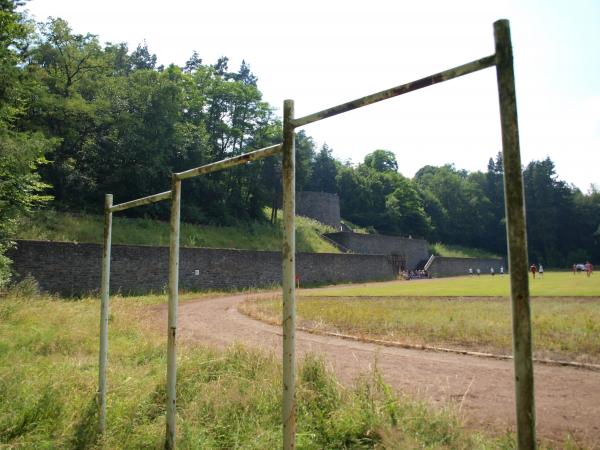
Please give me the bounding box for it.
[24,0,599,191]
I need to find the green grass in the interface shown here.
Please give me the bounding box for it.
[429,243,500,259]
[304,272,600,297]
[0,290,523,449]
[340,220,373,234]
[242,296,600,364]
[16,209,340,253]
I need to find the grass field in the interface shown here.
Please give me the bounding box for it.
[304,272,600,297]
[242,296,600,364]
[240,272,600,364]
[0,290,522,449]
[16,209,340,253]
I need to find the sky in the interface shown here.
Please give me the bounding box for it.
[24,0,600,191]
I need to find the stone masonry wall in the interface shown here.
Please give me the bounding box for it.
[426,256,505,278]
[8,240,395,296]
[296,191,341,229]
[323,232,429,270]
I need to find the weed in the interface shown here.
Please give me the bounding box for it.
[0,292,559,448]
[17,210,340,253]
[244,293,600,364]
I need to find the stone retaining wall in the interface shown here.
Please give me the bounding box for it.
[323,232,429,270]
[296,191,341,229]
[426,256,505,278]
[8,240,395,296]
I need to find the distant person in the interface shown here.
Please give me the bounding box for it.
[490,267,495,276]
[530,264,537,279]
[585,261,593,277]
[469,268,473,275]
[572,264,577,275]
[538,264,544,278]
[500,266,504,275]
[476,268,481,276]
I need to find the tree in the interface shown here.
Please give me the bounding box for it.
[363,149,398,173]
[0,0,54,286]
[130,41,157,70]
[183,50,202,73]
[414,164,488,247]
[523,158,577,265]
[385,175,432,237]
[306,144,338,193]
[34,18,105,97]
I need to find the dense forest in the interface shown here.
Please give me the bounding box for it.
[1,1,599,285]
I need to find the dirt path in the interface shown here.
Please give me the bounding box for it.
[163,293,600,447]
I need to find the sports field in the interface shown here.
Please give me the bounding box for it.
[303,271,599,297]
[240,272,600,364]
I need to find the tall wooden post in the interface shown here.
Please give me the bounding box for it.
[98,193,113,434]
[165,176,181,450]
[494,19,536,450]
[282,99,296,450]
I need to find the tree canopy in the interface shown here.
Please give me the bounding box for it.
[1,4,598,287]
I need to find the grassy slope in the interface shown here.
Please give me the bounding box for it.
[0,292,517,449]
[429,243,500,259]
[16,210,339,253]
[242,296,600,364]
[304,272,600,297]
[17,211,501,258]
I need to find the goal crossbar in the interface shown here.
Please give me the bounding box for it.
[99,19,535,450]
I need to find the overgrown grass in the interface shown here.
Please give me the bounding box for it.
[429,243,500,259]
[305,272,600,297]
[16,210,339,253]
[340,220,373,234]
[241,295,600,364]
[0,291,520,449]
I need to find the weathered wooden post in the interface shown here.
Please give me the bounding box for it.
[494,19,536,450]
[282,99,297,450]
[98,193,113,434]
[165,176,181,450]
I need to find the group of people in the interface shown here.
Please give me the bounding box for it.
[572,261,594,277]
[468,266,504,276]
[529,264,544,279]
[401,269,430,280]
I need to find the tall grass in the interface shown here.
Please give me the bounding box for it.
[0,292,517,449]
[241,295,600,364]
[16,210,339,253]
[429,243,500,259]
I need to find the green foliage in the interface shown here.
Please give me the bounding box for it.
[16,16,277,223]
[337,156,431,237]
[305,143,339,193]
[363,149,398,173]
[429,242,499,259]
[3,10,599,272]
[522,158,596,267]
[0,0,55,286]
[16,209,340,253]
[340,219,373,234]
[0,293,513,448]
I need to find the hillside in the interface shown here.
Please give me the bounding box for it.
[16,210,340,254]
[16,210,502,258]
[429,242,501,259]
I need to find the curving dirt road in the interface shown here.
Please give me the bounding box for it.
[162,293,600,447]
